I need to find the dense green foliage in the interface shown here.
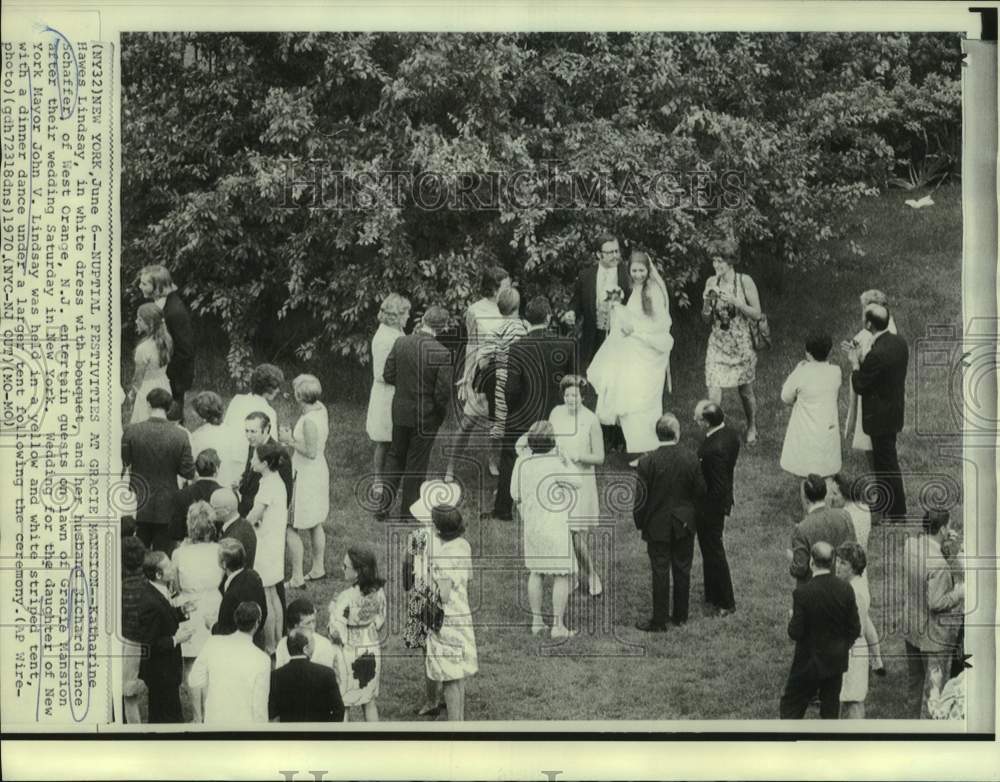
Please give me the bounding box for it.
[121,32,961,377]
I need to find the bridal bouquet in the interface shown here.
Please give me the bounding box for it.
[604,286,624,303]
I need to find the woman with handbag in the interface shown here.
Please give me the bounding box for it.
[701,241,765,445]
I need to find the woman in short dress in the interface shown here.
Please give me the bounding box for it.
[170,501,222,722]
[279,374,330,586]
[779,334,842,478]
[845,289,898,468]
[246,441,289,655]
[836,541,883,718]
[512,421,581,638]
[549,376,605,596]
[128,303,173,424]
[702,241,763,445]
[366,294,410,493]
[221,363,284,481]
[424,505,478,720]
[328,545,387,722]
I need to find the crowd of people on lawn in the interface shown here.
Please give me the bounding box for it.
[119,237,965,724]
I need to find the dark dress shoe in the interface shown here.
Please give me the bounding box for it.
[483,511,513,521]
[635,620,668,633]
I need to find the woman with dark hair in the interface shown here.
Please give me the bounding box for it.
[446,266,512,482]
[222,363,284,480]
[512,421,581,638]
[779,333,842,478]
[836,541,885,718]
[247,440,289,655]
[549,375,604,596]
[127,302,173,424]
[702,240,763,445]
[328,545,387,722]
[170,501,222,722]
[587,251,673,455]
[424,505,478,720]
[188,391,236,486]
[137,265,195,420]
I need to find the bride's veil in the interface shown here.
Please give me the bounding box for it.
[646,255,672,329]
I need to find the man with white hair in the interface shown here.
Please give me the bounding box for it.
[632,413,706,632]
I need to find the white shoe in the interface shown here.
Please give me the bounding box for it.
[551,626,578,639]
[531,618,545,636]
[588,573,603,597]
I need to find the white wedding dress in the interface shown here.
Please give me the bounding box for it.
[587,278,673,453]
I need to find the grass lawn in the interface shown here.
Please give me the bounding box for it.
[138,184,963,723]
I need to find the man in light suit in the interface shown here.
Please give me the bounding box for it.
[632,414,706,631]
[564,232,632,453]
[269,630,345,722]
[693,400,740,616]
[380,305,453,521]
[903,508,965,718]
[121,388,195,554]
[789,474,856,586]
[190,601,271,724]
[780,542,861,719]
[847,303,909,521]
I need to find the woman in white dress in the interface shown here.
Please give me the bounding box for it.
[836,541,883,718]
[279,375,330,586]
[512,421,581,638]
[188,391,238,487]
[587,251,673,455]
[127,303,173,424]
[549,376,605,596]
[844,289,898,468]
[779,334,842,478]
[170,501,223,722]
[221,364,284,482]
[366,294,410,498]
[246,441,289,655]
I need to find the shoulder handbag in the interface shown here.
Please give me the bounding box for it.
[740,274,771,351]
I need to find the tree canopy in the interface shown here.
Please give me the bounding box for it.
[121,32,961,376]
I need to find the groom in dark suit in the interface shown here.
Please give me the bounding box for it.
[564,232,632,452]
[694,400,740,616]
[492,296,576,520]
[632,413,706,631]
[380,305,453,521]
[847,303,909,521]
[780,542,861,719]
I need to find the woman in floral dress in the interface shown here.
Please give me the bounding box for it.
[328,545,386,722]
[702,241,763,444]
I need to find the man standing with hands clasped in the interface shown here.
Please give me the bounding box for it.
[780,541,861,719]
[844,303,909,522]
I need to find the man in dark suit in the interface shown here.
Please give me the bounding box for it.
[380,305,453,521]
[789,475,857,586]
[211,488,257,569]
[170,448,222,543]
[135,550,194,722]
[780,541,861,719]
[121,536,148,724]
[492,296,576,521]
[847,303,909,521]
[693,400,740,616]
[268,630,345,722]
[212,538,267,650]
[564,233,632,453]
[632,413,707,631]
[236,410,293,518]
[121,388,196,554]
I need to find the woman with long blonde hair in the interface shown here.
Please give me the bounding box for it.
[128,302,173,423]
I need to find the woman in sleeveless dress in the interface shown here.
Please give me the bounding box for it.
[279,374,330,586]
[328,545,386,722]
[836,541,884,718]
[170,501,222,722]
[366,294,410,502]
[702,242,763,445]
[588,251,673,455]
[128,303,172,424]
[548,375,605,596]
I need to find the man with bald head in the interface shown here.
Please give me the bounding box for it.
[780,541,861,719]
[846,303,909,521]
[211,488,256,569]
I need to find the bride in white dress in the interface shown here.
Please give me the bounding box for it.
[587,251,673,455]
